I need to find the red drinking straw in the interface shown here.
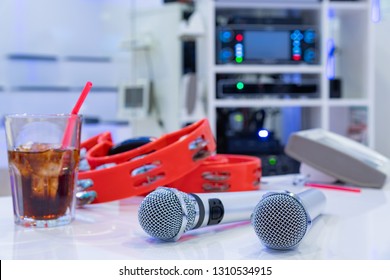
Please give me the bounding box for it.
[61,81,93,148]
[71,81,93,115]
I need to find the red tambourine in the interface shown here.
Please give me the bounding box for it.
[78,118,216,203]
[168,154,262,193]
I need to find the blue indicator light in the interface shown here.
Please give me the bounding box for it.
[304,30,316,44]
[292,47,301,54]
[219,48,233,61]
[235,44,244,57]
[258,129,269,138]
[221,48,233,59]
[290,33,298,40]
[290,30,303,41]
[293,41,301,47]
[304,49,315,63]
[220,30,233,43]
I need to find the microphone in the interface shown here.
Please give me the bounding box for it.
[251,189,326,250]
[138,187,266,241]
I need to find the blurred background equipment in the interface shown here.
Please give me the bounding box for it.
[120,2,206,137]
[216,107,300,176]
[117,79,150,121]
[285,128,390,188]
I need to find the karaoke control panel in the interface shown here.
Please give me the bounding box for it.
[215,8,320,65]
[217,27,318,65]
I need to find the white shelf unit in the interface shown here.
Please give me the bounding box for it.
[196,0,375,148]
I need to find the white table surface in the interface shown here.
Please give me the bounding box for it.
[1,175,390,260]
[0,176,390,260]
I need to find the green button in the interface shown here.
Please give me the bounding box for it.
[268,157,277,166]
[236,82,244,90]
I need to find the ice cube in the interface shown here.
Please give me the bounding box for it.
[38,162,62,177]
[16,141,34,152]
[28,148,63,177]
[31,174,46,198]
[48,176,59,198]
[59,149,77,174]
[31,175,59,199]
[9,153,33,177]
[30,143,52,152]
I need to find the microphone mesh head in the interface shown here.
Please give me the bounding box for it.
[138,188,197,241]
[251,192,308,250]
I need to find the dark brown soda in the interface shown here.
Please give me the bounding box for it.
[8,145,79,220]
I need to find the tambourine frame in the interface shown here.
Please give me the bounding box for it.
[78,119,216,203]
[169,154,262,193]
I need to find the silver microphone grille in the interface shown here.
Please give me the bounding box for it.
[138,187,197,241]
[251,192,309,250]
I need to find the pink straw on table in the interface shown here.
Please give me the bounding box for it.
[304,182,361,193]
[61,81,93,148]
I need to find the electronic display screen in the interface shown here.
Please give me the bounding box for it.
[124,87,143,108]
[244,31,290,60]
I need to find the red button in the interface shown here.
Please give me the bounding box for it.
[235,34,243,42]
[292,54,301,61]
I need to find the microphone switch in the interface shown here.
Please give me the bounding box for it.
[208,198,224,225]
